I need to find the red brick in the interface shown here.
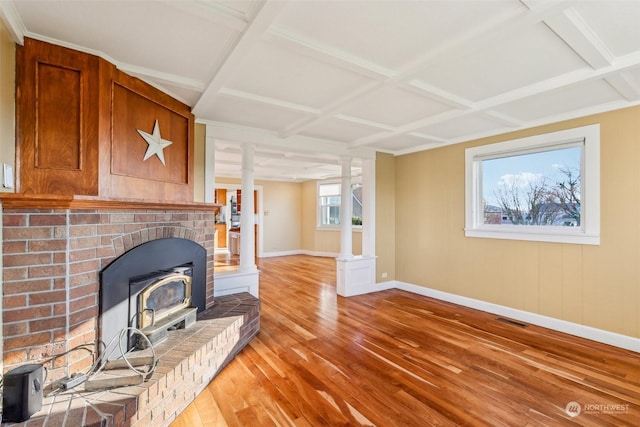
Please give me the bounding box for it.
[4,305,53,322]
[29,290,66,305]
[3,278,53,294]
[3,252,52,267]
[53,277,66,289]
[97,223,125,235]
[68,272,92,288]
[3,213,28,226]
[70,258,100,275]
[3,240,27,254]
[4,350,28,366]
[26,340,66,361]
[4,321,27,336]
[69,247,97,262]
[70,224,98,237]
[52,225,68,238]
[30,315,66,332]
[53,252,67,263]
[54,302,67,316]
[70,236,100,249]
[29,264,65,278]
[69,305,98,327]
[69,282,98,299]
[124,223,146,233]
[69,294,97,313]
[29,239,67,252]
[3,331,51,351]
[29,214,67,226]
[3,226,53,240]
[70,212,100,224]
[110,213,135,223]
[96,245,116,258]
[4,294,27,309]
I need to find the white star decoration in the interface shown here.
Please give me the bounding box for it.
[137,120,173,166]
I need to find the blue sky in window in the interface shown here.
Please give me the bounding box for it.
[482,146,581,207]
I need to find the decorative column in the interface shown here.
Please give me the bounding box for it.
[338,156,353,261]
[239,144,257,274]
[337,155,377,297]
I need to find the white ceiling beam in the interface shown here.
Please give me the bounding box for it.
[404,80,474,110]
[333,114,395,132]
[543,7,613,70]
[202,120,376,160]
[279,80,382,138]
[216,141,359,167]
[264,26,393,81]
[606,72,640,102]
[218,87,320,114]
[192,0,287,117]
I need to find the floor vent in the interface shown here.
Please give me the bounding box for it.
[496,317,528,328]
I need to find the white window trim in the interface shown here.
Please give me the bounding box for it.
[465,124,600,245]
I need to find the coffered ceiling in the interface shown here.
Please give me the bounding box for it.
[2,0,640,181]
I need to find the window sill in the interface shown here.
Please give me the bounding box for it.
[465,227,599,245]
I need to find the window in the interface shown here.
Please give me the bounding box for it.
[465,124,600,245]
[318,182,363,227]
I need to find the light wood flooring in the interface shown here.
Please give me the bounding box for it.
[172,255,640,426]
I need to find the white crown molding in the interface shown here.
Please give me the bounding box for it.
[0,0,26,44]
[118,63,205,93]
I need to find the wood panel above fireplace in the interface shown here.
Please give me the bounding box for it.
[15,38,195,204]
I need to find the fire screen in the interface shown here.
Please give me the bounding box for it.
[138,273,192,329]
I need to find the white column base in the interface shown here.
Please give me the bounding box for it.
[214,269,260,298]
[336,255,376,297]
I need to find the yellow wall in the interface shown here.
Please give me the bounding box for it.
[376,152,396,282]
[395,105,640,338]
[260,180,302,254]
[0,19,15,193]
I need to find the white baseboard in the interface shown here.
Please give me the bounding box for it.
[260,250,304,258]
[393,280,640,353]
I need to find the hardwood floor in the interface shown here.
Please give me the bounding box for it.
[172,255,640,426]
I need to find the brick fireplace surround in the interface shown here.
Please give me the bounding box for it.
[1,203,260,425]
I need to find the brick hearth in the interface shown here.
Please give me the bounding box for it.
[10,293,260,426]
